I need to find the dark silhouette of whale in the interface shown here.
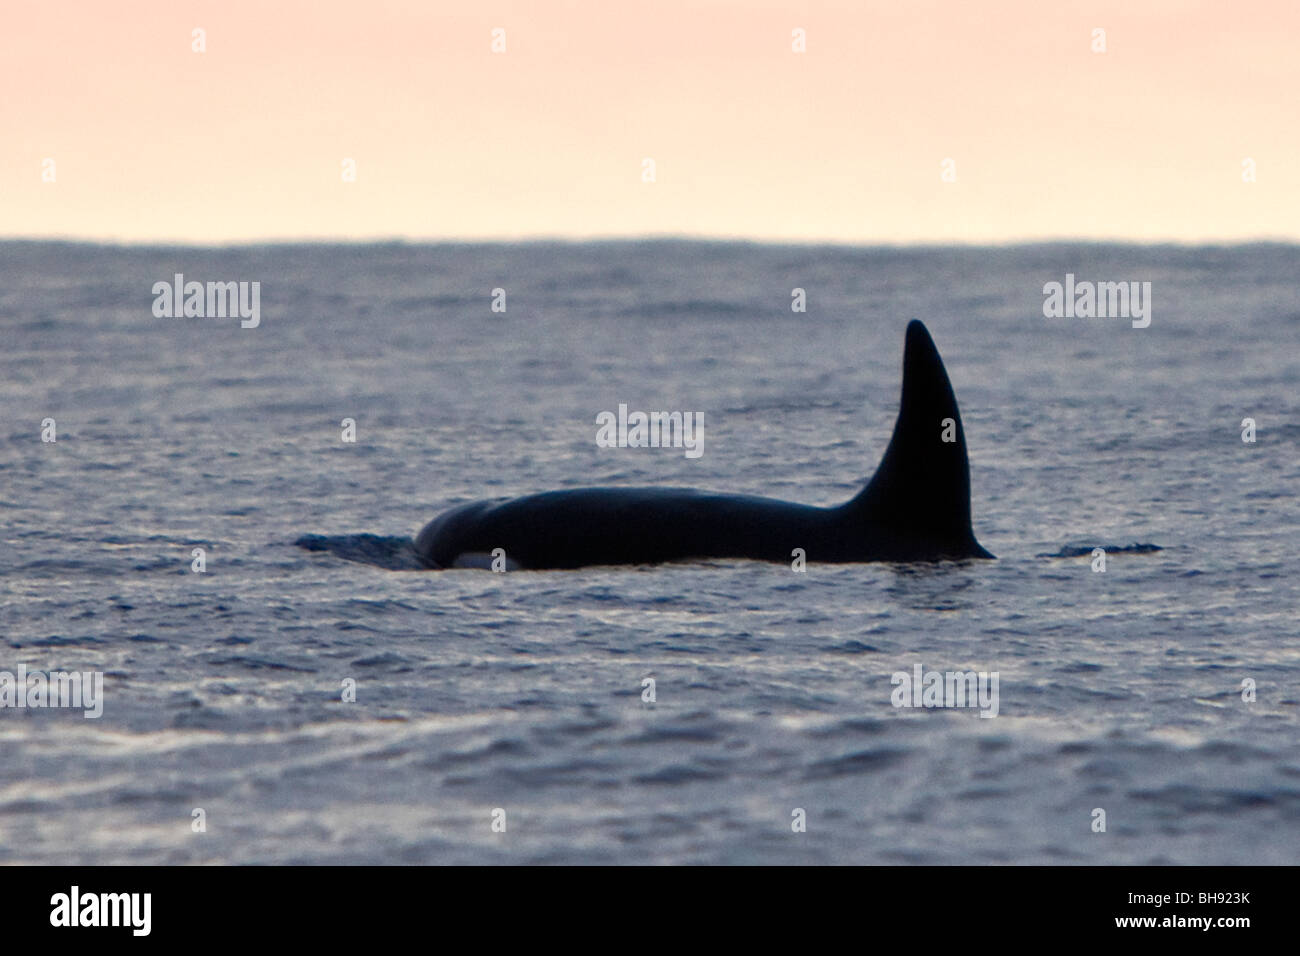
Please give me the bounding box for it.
[415,320,993,569]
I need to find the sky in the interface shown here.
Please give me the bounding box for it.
[2,0,1297,243]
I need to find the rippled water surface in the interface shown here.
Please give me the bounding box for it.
[1,241,1298,863]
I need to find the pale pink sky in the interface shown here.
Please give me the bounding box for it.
[3,0,1296,242]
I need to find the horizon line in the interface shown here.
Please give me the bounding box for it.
[4,232,1299,250]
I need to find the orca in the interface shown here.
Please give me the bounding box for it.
[415,320,993,570]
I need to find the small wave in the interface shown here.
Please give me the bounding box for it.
[1037,543,1164,558]
[805,747,908,779]
[615,299,751,319]
[294,534,424,570]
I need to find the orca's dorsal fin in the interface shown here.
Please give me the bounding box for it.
[847,320,992,558]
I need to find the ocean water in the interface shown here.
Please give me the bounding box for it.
[1,240,1298,865]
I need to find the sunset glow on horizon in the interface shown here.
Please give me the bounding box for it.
[4,0,1297,244]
